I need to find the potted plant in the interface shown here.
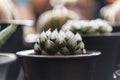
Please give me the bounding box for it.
[0,20,33,80]
[0,22,22,80]
[17,30,101,80]
[62,19,120,80]
[0,53,17,80]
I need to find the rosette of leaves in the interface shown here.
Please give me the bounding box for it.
[62,19,112,34]
[34,29,86,55]
[37,6,80,32]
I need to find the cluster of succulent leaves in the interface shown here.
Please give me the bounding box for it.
[62,19,112,35]
[34,29,86,55]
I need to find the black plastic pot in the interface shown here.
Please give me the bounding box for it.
[112,26,120,69]
[0,53,17,80]
[82,31,120,80]
[17,50,101,80]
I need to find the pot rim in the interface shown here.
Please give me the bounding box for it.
[16,49,101,58]
[0,20,34,26]
[0,53,17,65]
[82,32,120,37]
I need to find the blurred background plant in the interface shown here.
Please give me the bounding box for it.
[0,24,17,47]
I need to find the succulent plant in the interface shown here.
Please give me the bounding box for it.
[37,6,80,32]
[62,19,113,35]
[34,29,86,55]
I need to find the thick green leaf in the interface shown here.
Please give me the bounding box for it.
[0,24,17,47]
